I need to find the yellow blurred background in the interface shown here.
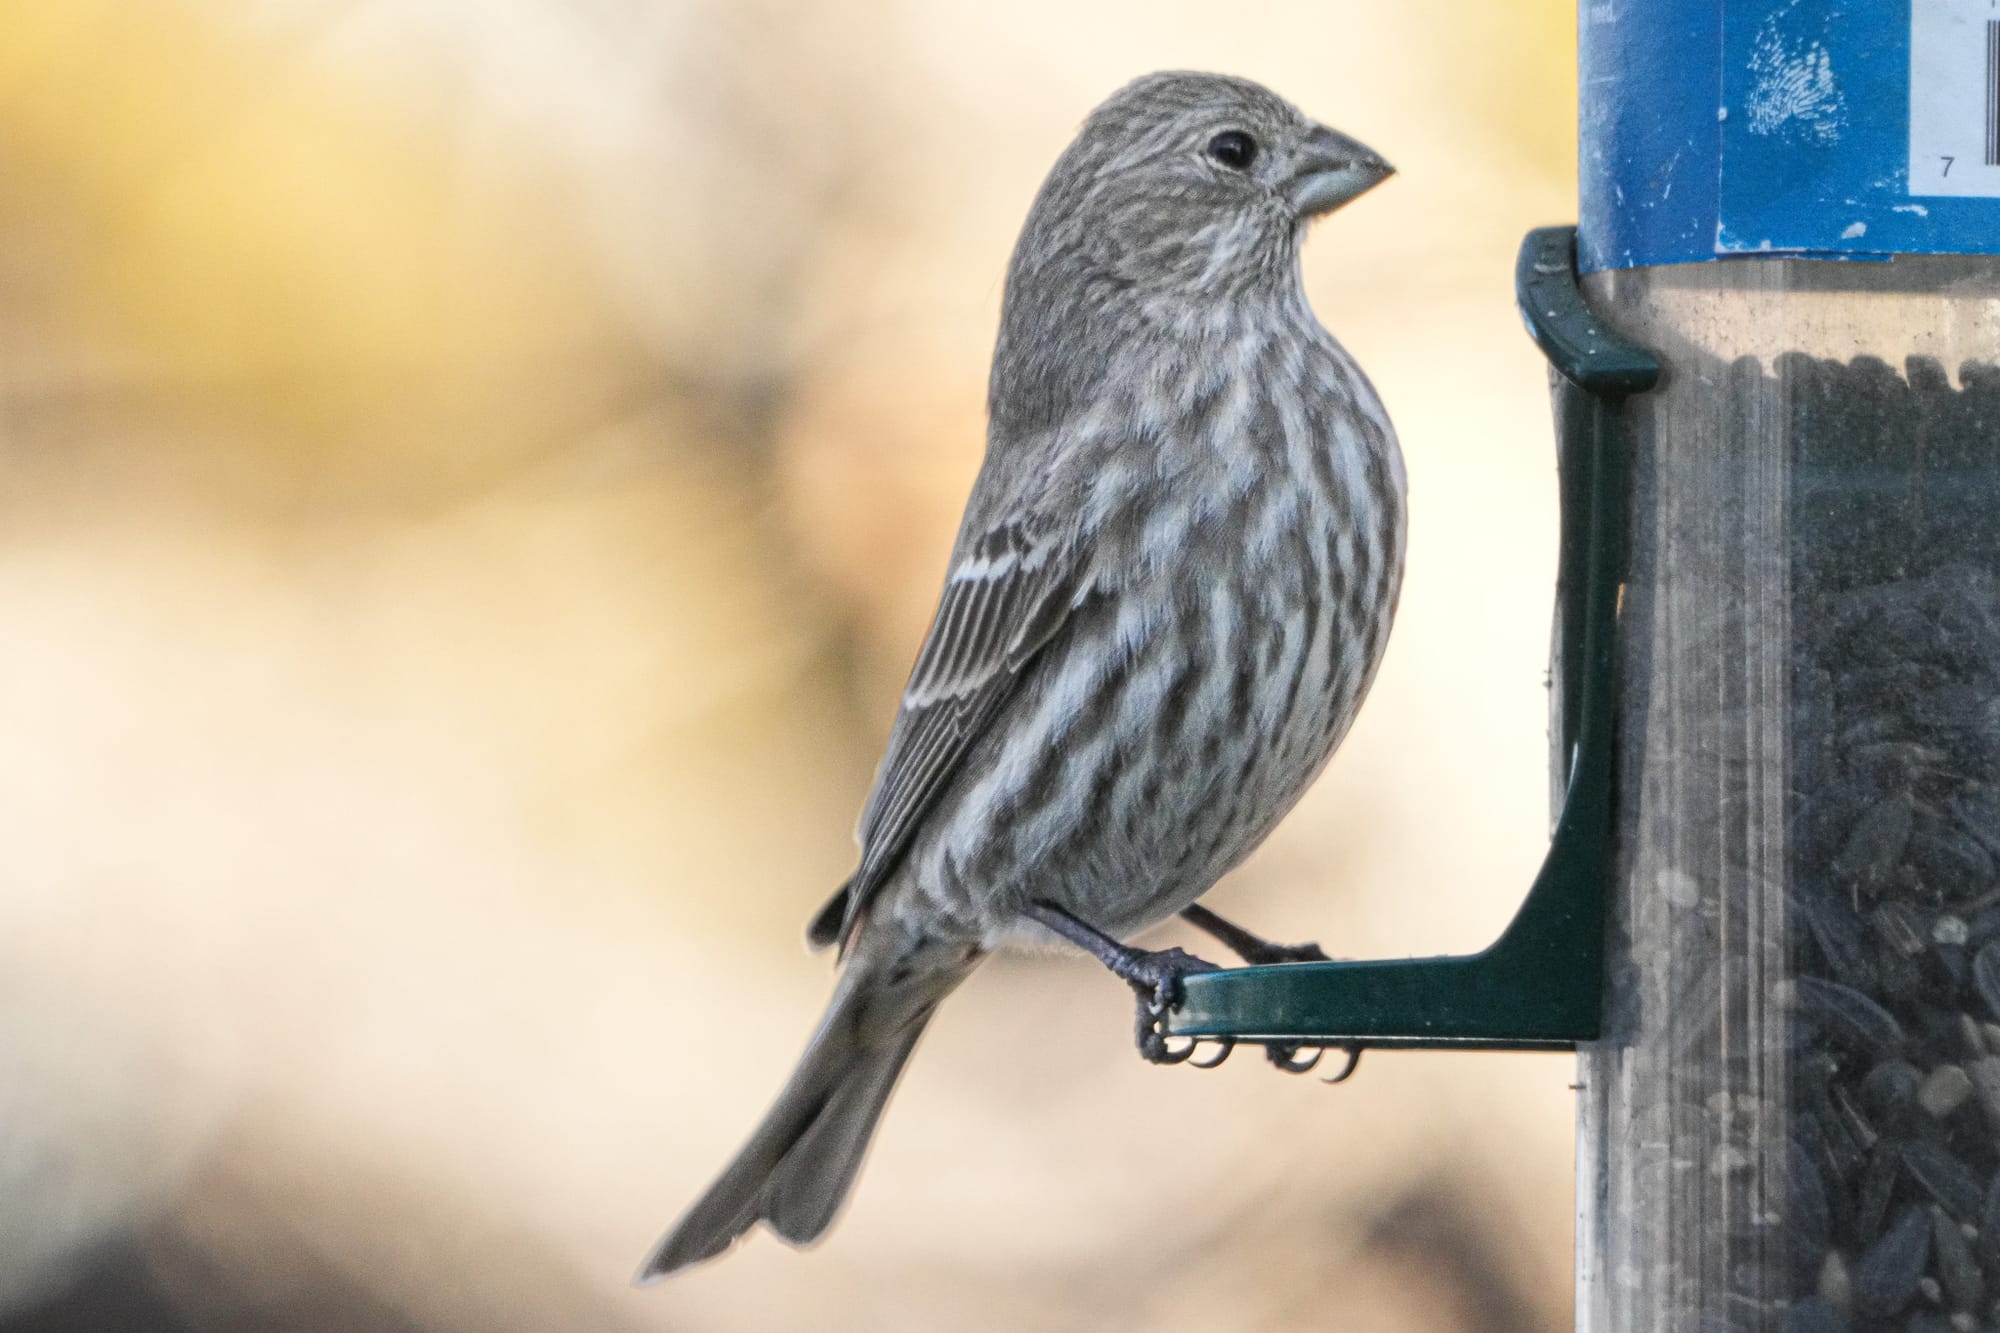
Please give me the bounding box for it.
[0,3,1579,1329]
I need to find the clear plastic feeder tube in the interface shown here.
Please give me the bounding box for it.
[1577,255,2000,1330]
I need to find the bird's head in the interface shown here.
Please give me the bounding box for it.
[1016,71,1393,304]
[989,72,1391,435]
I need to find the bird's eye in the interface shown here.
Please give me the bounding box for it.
[1205,130,1258,171]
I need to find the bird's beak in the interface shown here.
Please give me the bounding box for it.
[1287,126,1394,218]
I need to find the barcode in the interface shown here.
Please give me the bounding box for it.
[1910,0,2000,197]
[1987,19,2000,166]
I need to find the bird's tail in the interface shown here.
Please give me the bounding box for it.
[636,934,971,1282]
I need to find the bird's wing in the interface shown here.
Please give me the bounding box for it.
[807,518,1090,951]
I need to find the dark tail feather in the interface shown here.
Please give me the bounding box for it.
[635,955,948,1282]
[762,1018,926,1243]
[805,878,852,952]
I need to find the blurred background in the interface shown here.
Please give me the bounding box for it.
[0,3,1579,1329]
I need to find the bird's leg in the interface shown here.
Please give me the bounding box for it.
[1179,904,1331,965]
[1023,901,1228,1066]
[1178,905,1362,1078]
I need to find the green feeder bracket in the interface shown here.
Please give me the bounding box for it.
[1167,226,1659,1053]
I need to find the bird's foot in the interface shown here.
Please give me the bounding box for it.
[1178,905,1331,966]
[1119,946,1223,1065]
[1261,1040,1364,1081]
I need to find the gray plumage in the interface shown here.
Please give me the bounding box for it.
[640,70,1404,1283]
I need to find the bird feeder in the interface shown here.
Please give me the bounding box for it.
[1575,4,2000,1327]
[1169,3,2000,1328]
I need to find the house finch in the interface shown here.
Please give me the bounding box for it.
[640,70,1402,1281]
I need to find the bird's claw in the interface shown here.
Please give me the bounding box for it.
[1124,946,1222,1066]
[1134,1012,1201,1064]
[1258,1039,1363,1079]
[1134,1003,1234,1066]
[1116,945,1362,1079]
[1188,1037,1236,1068]
[1320,1043,1364,1083]
[1265,1042,1324,1073]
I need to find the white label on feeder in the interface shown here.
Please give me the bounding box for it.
[1910,0,2000,196]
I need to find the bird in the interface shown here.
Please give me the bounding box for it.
[638,69,1404,1282]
